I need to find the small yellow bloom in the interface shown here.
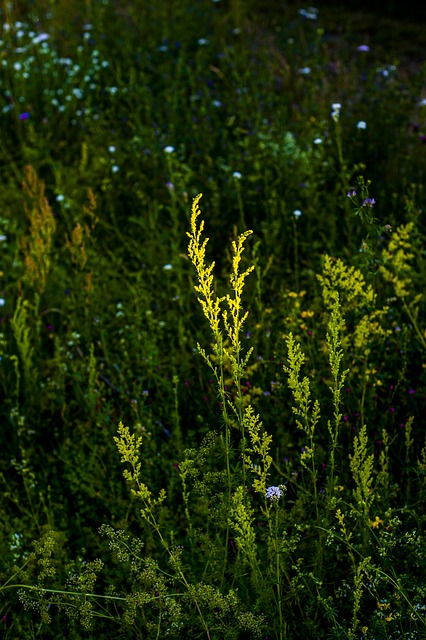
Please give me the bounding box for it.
[377,601,390,610]
[370,516,384,529]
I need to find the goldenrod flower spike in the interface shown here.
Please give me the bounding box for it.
[187,194,223,336]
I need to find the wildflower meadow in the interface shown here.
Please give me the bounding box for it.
[1,1,426,638]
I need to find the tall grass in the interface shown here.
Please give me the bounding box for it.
[1,1,426,638]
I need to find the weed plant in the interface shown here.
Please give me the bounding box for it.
[1,1,426,638]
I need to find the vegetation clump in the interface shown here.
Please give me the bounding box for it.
[1,1,426,638]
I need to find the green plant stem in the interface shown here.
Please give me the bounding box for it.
[274,506,284,640]
[292,217,299,292]
[403,299,426,351]
[148,513,213,640]
[235,181,246,229]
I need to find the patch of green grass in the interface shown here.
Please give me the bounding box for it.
[1,1,426,638]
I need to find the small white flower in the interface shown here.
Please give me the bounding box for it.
[108,145,116,153]
[111,165,120,173]
[0,298,5,306]
[13,62,22,71]
[313,137,323,144]
[298,8,318,20]
[298,66,311,75]
[417,98,426,107]
[32,32,49,44]
[376,64,396,78]
[164,145,175,153]
[212,99,222,107]
[357,120,367,129]
[56,194,65,202]
[232,171,242,179]
[0,235,7,241]
[293,209,302,219]
[198,38,209,46]
[163,263,173,270]
[331,102,342,122]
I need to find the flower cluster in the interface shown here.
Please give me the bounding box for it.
[331,102,342,122]
[265,485,286,502]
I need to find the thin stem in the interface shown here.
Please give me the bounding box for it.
[275,506,284,640]
[403,300,426,351]
[292,217,299,292]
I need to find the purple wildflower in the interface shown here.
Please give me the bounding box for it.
[363,198,376,207]
[266,485,286,501]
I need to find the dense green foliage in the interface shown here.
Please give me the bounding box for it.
[1,1,426,638]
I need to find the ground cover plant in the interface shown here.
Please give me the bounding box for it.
[1,0,426,638]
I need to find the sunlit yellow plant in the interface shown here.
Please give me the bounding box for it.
[379,222,425,350]
[317,254,391,352]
